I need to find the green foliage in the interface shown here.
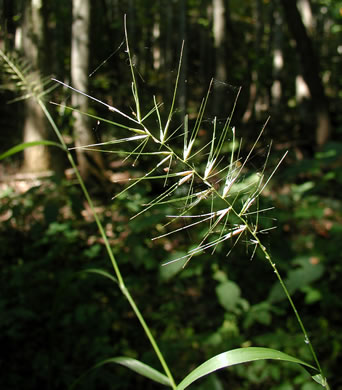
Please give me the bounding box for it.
[175,347,317,390]
[2,15,341,388]
[2,134,340,389]
[268,256,324,303]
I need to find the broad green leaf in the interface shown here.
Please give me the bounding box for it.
[268,257,324,303]
[69,356,172,389]
[0,140,63,160]
[175,347,317,390]
[80,268,118,284]
[215,280,241,312]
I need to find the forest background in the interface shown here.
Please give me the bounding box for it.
[0,0,341,389]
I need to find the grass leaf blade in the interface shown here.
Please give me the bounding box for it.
[80,268,118,284]
[175,347,317,390]
[69,356,172,389]
[0,140,64,160]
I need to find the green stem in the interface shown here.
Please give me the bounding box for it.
[260,246,323,373]
[183,163,328,386]
[39,102,123,280]
[242,218,326,382]
[39,99,176,388]
[122,286,177,389]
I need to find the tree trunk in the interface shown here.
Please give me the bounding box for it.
[178,0,187,115]
[243,0,265,122]
[21,0,51,172]
[213,0,226,81]
[71,0,104,182]
[212,0,226,114]
[163,0,173,104]
[152,3,161,71]
[271,4,284,108]
[280,0,331,147]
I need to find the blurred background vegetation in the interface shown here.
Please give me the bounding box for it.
[0,0,341,389]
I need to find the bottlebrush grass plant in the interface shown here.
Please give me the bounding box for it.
[0,18,329,390]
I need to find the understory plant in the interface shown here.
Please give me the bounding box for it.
[0,21,330,389]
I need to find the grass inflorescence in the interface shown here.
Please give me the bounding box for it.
[0,14,329,388]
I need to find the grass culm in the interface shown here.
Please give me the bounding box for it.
[0,16,330,390]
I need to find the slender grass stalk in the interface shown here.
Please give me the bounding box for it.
[124,15,141,123]
[1,34,329,387]
[56,87,328,386]
[162,40,184,143]
[0,48,176,389]
[158,139,328,383]
[55,57,327,383]
[38,99,177,390]
[96,33,328,381]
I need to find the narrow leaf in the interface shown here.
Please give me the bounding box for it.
[312,374,327,387]
[80,268,118,284]
[50,102,147,134]
[175,347,317,390]
[0,140,64,160]
[69,356,172,389]
[95,357,172,386]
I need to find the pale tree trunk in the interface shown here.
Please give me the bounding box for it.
[280,0,331,147]
[212,0,226,114]
[295,0,313,129]
[71,0,104,182]
[178,0,187,115]
[297,0,314,33]
[213,0,226,81]
[243,0,264,122]
[152,5,161,71]
[271,4,284,109]
[21,0,51,172]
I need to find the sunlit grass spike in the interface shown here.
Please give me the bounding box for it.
[162,41,184,143]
